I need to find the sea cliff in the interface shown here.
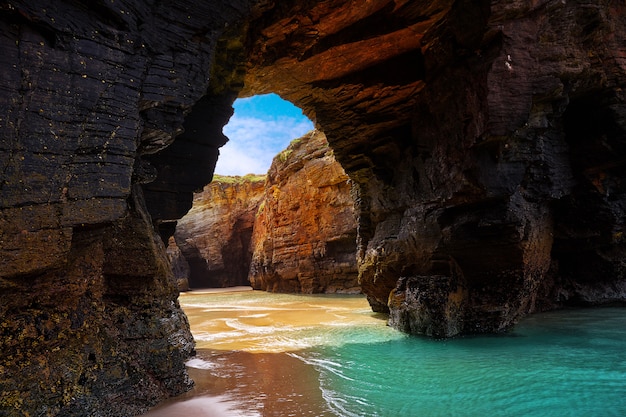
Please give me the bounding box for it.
[171,130,359,293]
[173,174,265,288]
[249,130,360,293]
[1,1,625,415]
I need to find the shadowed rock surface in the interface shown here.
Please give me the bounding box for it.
[249,130,359,293]
[173,175,265,288]
[1,0,626,415]
[166,236,190,291]
[0,0,257,415]
[239,0,626,336]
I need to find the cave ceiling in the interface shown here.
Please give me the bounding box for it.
[1,1,626,414]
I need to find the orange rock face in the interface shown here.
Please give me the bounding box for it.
[172,131,359,293]
[173,175,265,288]
[249,130,359,293]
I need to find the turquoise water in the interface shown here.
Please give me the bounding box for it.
[302,308,626,417]
[145,291,626,417]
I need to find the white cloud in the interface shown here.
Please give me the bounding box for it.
[215,114,314,176]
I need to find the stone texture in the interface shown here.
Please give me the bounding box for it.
[174,175,265,288]
[239,0,626,335]
[0,0,258,415]
[0,190,195,416]
[388,274,467,339]
[170,131,359,293]
[1,0,626,415]
[166,236,190,291]
[249,130,360,293]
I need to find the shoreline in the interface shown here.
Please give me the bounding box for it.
[141,395,244,417]
[142,348,335,417]
[180,286,254,295]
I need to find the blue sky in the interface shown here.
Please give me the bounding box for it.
[215,94,314,176]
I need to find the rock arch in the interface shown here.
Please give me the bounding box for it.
[1,0,626,415]
[192,0,626,338]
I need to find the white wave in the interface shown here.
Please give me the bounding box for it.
[192,330,247,342]
[287,353,355,382]
[320,387,366,417]
[223,318,287,334]
[185,357,217,370]
[255,335,314,351]
[239,313,269,318]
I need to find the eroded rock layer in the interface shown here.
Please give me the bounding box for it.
[240,0,626,336]
[1,0,626,415]
[174,175,265,288]
[0,0,258,415]
[249,130,360,293]
[166,236,191,291]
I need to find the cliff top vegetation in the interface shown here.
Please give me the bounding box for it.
[212,174,267,184]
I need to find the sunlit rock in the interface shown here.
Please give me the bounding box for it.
[1,0,626,415]
[249,130,359,293]
[174,175,266,288]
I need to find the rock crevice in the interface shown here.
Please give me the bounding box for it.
[173,174,266,289]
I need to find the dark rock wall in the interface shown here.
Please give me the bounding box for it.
[0,0,258,415]
[239,0,626,336]
[0,190,196,416]
[1,0,626,415]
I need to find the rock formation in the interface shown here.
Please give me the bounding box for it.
[0,0,255,415]
[174,174,265,288]
[249,130,360,293]
[166,236,191,291]
[1,0,626,415]
[239,0,626,337]
[170,131,358,293]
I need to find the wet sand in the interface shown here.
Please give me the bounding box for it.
[183,286,255,295]
[180,289,381,352]
[142,290,379,416]
[141,393,239,417]
[144,348,334,417]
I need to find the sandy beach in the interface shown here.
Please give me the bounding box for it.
[142,395,243,417]
[142,349,334,417]
[141,290,377,416]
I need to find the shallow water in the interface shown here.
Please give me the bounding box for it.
[144,290,626,417]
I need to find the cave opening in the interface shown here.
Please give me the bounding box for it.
[169,93,359,294]
[216,93,314,176]
[5,2,626,416]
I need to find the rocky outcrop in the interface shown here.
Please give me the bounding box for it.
[169,131,358,293]
[2,0,626,415]
[0,194,196,416]
[0,0,257,415]
[174,175,265,288]
[166,236,190,291]
[249,130,359,293]
[240,0,626,336]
